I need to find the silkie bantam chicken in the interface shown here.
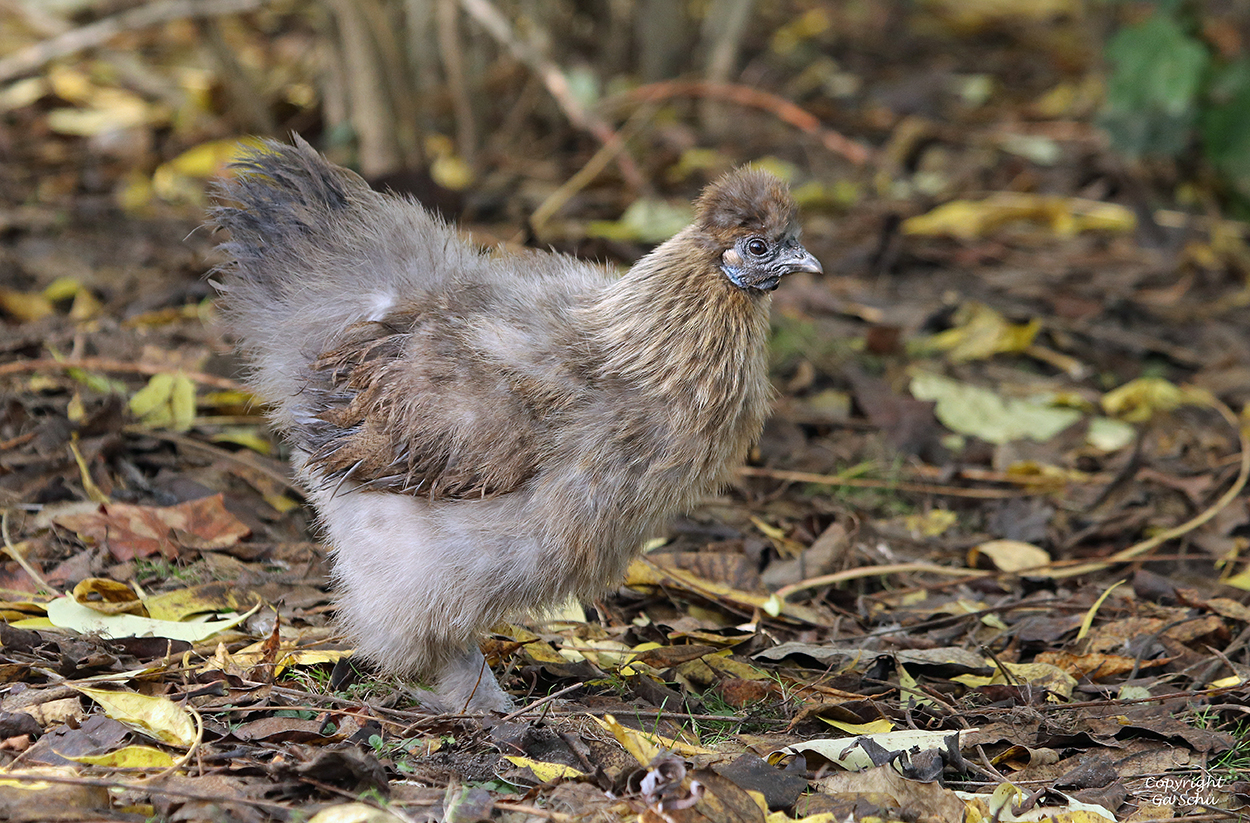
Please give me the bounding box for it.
[211,138,822,711]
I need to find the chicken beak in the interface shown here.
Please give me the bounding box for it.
[781,248,823,276]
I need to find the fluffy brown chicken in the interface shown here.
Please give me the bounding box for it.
[212,138,821,711]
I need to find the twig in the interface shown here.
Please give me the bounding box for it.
[68,439,109,504]
[492,802,574,821]
[606,80,874,166]
[1,509,61,596]
[699,0,755,133]
[738,465,1028,499]
[325,0,402,176]
[0,0,265,83]
[0,770,293,812]
[197,17,275,134]
[774,562,992,601]
[1047,395,1250,579]
[438,0,477,167]
[142,705,204,782]
[529,98,661,233]
[500,681,584,722]
[0,357,245,392]
[127,427,301,496]
[455,0,643,189]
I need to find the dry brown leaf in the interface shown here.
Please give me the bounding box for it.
[53,494,250,560]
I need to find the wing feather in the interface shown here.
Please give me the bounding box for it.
[297,305,586,500]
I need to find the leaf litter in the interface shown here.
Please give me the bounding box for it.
[2,2,1250,821]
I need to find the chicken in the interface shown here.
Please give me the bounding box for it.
[211,138,822,711]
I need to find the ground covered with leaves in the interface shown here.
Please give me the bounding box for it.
[2,2,1250,822]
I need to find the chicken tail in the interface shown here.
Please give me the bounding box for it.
[209,137,458,432]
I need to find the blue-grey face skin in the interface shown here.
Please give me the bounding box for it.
[720,233,823,292]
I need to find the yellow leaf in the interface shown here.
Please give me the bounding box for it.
[1222,569,1250,590]
[225,643,347,676]
[494,624,567,665]
[73,686,197,747]
[262,492,300,513]
[625,558,826,625]
[903,509,958,538]
[0,289,55,322]
[902,193,1135,239]
[503,755,585,781]
[750,515,804,557]
[563,636,647,674]
[209,428,273,455]
[129,373,174,417]
[820,718,894,735]
[117,169,155,214]
[770,8,830,55]
[66,745,176,768]
[47,66,94,104]
[7,617,54,629]
[198,389,257,409]
[900,663,934,708]
[143,583,260,621]
[1086,417,1137,451]
[129,372,197,430]
[152,137,267,205]
[170,374,196,431]
[68,440,109,504]
[46,596,257,644]
[430,153,473,191]
[72,578,145,616]
[43,277,82,302]
[1101,377,1210,423]
[0,77,48,112]
[910,370,1083,445]
[592,714,658,767]
[67,393,86,423]
[47,87,162,136]
[968,539,1050,573]
[0,767,110,812]
[984,661,1076,698]
[164,137,266,179]
[925,302,1040,362]
[592,714,718,764]
[69,289,103,321]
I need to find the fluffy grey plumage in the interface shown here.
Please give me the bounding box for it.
[211,137,821,711]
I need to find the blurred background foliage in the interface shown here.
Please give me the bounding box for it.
[1102,0,1250,212]
[1,0,1250,226]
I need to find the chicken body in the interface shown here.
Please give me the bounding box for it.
[212,139,820,711]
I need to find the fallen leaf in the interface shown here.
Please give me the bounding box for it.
[53,494,250,560]
[902,192,1135,238]
[910,371,1082,445]
[504,755,585,782]
[71,686,196,748]
[969,539,1051,572]
[65,744,177,768]
[45,595,257,643]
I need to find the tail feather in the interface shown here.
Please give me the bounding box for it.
[209,137,467,432]
[212,137,355,289]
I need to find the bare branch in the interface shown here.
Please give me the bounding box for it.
[0,0,265,84]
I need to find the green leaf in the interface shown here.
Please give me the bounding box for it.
[1201,57,1250,201]
[1101,12,1209,157]
[909,372,1082,445]
[586,199,692,244]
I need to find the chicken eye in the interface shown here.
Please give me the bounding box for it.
[746,238,768,256]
